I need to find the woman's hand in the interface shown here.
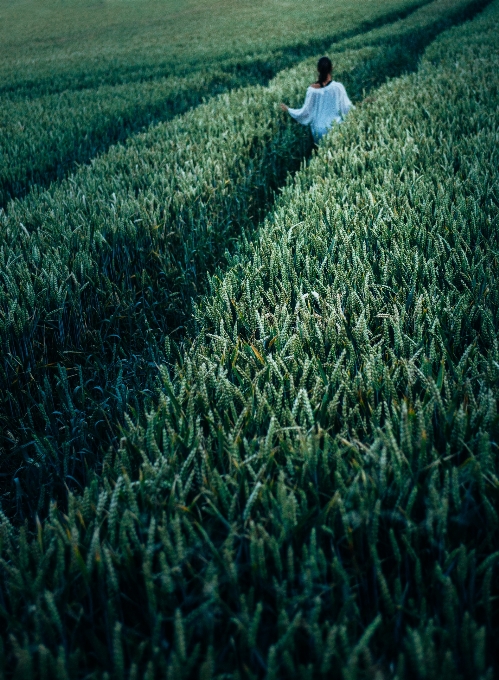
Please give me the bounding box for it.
[280,103,288,112]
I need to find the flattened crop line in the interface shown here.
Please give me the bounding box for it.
[332,0,496,101]
[0,0,495,518]
[0,0,434,208]
[0,0,432,99]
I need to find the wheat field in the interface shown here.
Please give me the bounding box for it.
[0,0,498,677]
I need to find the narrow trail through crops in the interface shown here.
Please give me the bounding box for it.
[0,0,433,209]
[141,0,493,340]
[0,0,495,520]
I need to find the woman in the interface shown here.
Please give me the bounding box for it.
[281,56,353,142]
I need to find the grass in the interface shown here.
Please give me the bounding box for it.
[0,0,498,676]
[0,0,427,95]
[0,0,433,207]
[0,0,490,516]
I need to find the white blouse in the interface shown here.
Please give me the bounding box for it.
[288,81,353,142]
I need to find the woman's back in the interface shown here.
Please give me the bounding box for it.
[287,80,353,142]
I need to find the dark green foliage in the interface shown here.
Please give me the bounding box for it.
[0,0,490,517]
[1,0,485,210]
[0,69,266,208]
[0,1,498,677]
[0,0,431,208]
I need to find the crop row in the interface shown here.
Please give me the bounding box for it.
[0,0,490,512]
[1,1,498,676]
[0,69,254,208]
[2,0,480,208]
[0,0,427,98]
[0,46,341,504]
[0,0,427,208]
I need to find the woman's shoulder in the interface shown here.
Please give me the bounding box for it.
[309,81,342,90]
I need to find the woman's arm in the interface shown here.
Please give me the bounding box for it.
[281,88,315,125]
[338,84,354,118]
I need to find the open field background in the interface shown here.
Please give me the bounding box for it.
[1,0,430,94]
[1,0,491,510]
[0,0,433,206]
[0,0,498,677]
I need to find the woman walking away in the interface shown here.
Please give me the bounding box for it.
[281,56,353,142]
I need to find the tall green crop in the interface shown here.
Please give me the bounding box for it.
[0,0,426,97]
[0,69,253,207]
[0,0,488,211]
[0,0,428,206]
[0,0,489,513]
[0,1,498,677]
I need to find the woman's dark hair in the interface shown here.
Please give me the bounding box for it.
[317,56,332,85]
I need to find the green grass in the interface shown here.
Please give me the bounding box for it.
[0,0,426,95]
[0,0,489,515]
[1,0,485,209]
[0,0,432,207]
[0,0,498,676]
[0,1,498,676]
